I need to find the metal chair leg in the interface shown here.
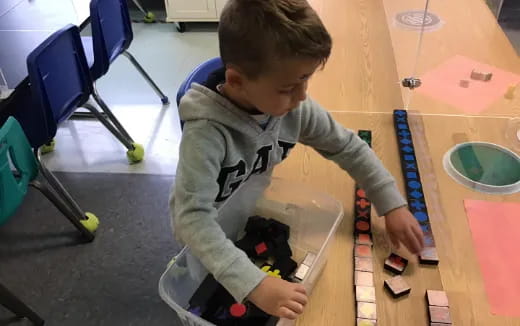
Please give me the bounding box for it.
[83,98,144,164]
[131,0,147,15]
[0,282,45,326]
[70,109,107,120]
[122,51,170,105]
[83,103,134,150]
[90,85,135,144]
[32,149,97,241]
[29,180,94,242]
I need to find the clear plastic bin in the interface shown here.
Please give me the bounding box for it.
[158,175,344,326]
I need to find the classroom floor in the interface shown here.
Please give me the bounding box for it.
[0,173,182,325]
[1,8,519,326]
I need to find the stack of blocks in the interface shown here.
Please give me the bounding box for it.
[353,130,377,326]
[426,290,451,325]
[383,253,411,298]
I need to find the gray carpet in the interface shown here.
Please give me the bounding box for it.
[0,172,182,326]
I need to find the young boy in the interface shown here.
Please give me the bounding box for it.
[171,0,424,320]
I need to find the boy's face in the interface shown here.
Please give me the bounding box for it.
[226,58,322,116]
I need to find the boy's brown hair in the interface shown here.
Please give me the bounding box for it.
[219,0,332,79]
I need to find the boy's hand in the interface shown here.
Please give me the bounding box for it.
[248,276,308,320]
[385,206,424,254]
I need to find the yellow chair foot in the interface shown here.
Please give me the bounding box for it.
[126,143,144,164]
[40,140,56,154]
[144,12,156,23]
[81,212,100,233]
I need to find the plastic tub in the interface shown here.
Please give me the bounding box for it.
[159,175,344,326]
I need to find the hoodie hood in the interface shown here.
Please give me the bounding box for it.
[179,83,282,136]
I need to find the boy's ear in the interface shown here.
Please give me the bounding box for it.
[225,66,246,90]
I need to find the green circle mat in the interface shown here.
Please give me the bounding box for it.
[443,142,520,194]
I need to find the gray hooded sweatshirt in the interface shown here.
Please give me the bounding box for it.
[171,83,406,302]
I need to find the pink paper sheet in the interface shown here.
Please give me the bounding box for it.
[464,199,520,317]
[417,55,520,114]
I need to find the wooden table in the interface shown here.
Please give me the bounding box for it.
[274,0,520,325]
[381,0,520,117]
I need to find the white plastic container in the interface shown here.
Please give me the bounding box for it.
[159,175,344,326]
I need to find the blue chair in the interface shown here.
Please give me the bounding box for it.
[24,25,112,241]
[176,57,223,128]
[27,24,144,163]
[81,0,169,104]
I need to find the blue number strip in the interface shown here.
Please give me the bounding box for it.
[393,110,436,247]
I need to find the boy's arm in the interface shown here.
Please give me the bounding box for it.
[298,99,407,215]
[171,121,266,302]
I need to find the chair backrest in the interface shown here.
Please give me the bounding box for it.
[176,57,223,129]
[89,0,134,80]
[27,24,92,129]
[177,57,224,106]
[0,117,38,225]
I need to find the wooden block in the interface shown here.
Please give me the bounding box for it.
[505,84,516,99]
[355,271,374,287]
[430,324,451,326]
[459,79,470,88]
[355,233,373,246]
[384,253,409,274]
[302,252,316,266]
[426,290,449,307]
[470,69,492,81]
[428,306,452,324]
[356,286,376,303]
[357,130,372,146]
[384,276,411,298]
[357,318,377,326]
[419,247,439,265]
[355,257,374,273]
[294,264,309,281]
[470,69,481,80]
[357,302,377,320]
[354,244,372,258]
[355,217,371,234]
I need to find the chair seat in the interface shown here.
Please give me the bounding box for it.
[81,36,95,69]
